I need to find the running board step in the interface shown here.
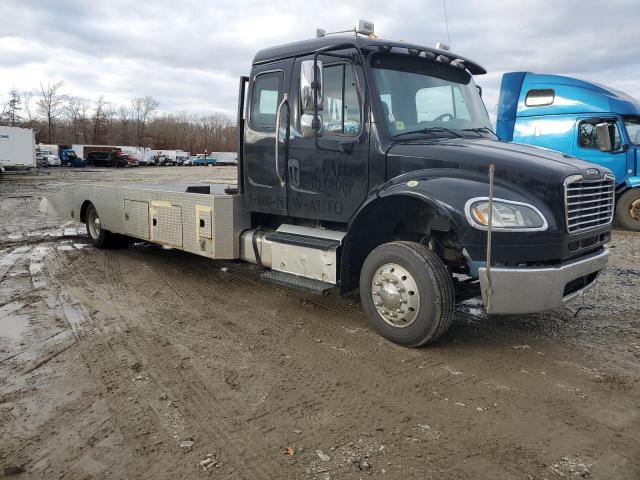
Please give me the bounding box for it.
[260,270,334,295]
[264,231,340,251]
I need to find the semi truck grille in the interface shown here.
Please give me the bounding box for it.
[564,175,615,234]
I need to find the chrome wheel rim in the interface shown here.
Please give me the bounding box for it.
[87,208,101,239]
[371,263,420,328]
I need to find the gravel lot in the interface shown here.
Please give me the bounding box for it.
[1,167,639,479]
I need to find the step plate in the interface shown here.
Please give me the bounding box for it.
[260,270,334,295]
[264,231,340,251]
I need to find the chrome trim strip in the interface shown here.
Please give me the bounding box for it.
[274,93,288,187]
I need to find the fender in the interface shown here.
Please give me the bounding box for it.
[339,168,557,292]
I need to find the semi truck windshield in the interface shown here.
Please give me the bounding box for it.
[370,54,492,137]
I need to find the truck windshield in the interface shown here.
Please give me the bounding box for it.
[370,53,493,138]
[624,116,640,146]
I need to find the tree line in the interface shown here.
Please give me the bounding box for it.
[0,81,237,153]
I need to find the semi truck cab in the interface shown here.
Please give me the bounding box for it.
[41,26,613,347]
[497,72,640,230]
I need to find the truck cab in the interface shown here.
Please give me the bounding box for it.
[234,35,612,343]
[497,72,640,230]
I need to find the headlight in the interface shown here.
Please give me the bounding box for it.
[465,198,548,231]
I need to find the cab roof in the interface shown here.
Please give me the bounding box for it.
[252,35,487,75]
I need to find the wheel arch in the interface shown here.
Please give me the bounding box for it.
[339,187,466,294]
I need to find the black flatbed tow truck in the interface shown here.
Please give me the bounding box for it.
[41,22,613,346]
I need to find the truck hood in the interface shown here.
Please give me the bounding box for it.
[386,137,611,187]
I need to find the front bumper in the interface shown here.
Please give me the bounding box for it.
[478,248,609,315]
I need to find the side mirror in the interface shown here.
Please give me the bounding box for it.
[300,59,323,112]
[595,122,614,152]
[301,113,322,138]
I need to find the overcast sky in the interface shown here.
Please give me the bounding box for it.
[2,0,639,122]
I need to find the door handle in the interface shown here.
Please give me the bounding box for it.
[275,93,288,187]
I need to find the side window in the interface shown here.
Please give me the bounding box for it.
[578,119,622,151]
[322,64,361,135]
[251,72,282,129]
[525,89,555,107]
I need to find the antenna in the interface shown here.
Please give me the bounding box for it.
[443,0,451,47]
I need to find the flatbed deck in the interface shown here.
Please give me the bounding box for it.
[40,182,249,259]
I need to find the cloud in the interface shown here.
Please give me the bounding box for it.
[1,0,639,121]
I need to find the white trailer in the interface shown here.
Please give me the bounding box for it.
[0,127,36,171]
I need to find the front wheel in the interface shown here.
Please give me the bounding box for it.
[615,189,640,231]
[360,241,455,347]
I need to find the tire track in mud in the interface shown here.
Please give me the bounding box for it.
[64,250,276,480]
[52,246,640,478]
[71,250,363,477]
[155,250,640,477]
[146,255,492,474]
[47,249,194,478]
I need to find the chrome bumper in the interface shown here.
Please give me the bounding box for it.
[479,248,610,315]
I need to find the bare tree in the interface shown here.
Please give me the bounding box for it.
[37,80,66,143]
[5,89,22,126]
[92,96,108,144]
[132,96,159,146]
[22,90,35,124]
[64,96,90,143]
[0,100,7,125]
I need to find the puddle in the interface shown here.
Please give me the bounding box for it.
[0,302,30,341]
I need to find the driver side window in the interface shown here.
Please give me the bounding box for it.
[578,119,622,151]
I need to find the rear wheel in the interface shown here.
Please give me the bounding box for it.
[85,203,123,248]
[615,189,640,231]
[360,241,455,347]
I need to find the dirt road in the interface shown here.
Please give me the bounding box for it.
[1,167,639,479]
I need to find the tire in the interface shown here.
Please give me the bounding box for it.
[615,189,640,231]
[359,241,455,347]
[85,203,121,249]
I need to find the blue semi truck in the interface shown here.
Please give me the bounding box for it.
[497,72,640,230]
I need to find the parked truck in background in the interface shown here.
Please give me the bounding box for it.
[78,145,128,167]
[497,72,640,230]
[0,126,36,172]
[40,23,613,346]
[37,144,82,166]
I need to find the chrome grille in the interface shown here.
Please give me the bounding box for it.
[564,175,615,233]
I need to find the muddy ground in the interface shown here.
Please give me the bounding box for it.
[0,167,638,480]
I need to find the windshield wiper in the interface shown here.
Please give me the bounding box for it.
[461,126,496,136]
[393,127,463,139]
